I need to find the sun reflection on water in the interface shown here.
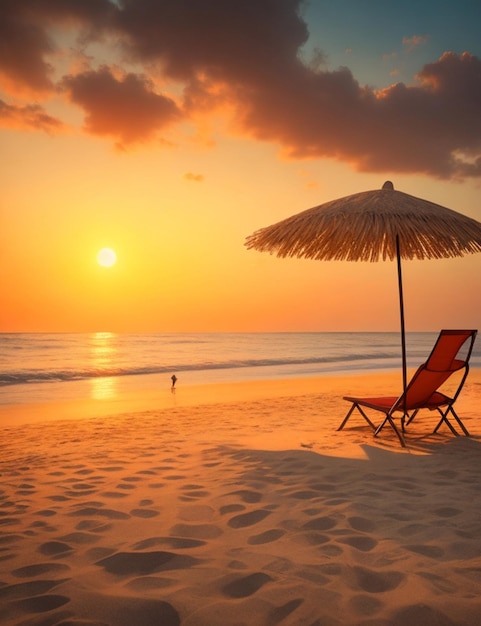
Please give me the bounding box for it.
[89,332,118,400]
[90,375,118,401]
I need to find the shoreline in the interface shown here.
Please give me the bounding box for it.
[0,369,413,428]
[2,368,480,428]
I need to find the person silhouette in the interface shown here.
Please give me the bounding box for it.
[171,374,178,392]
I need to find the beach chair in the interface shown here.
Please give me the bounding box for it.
[338,329,477,447]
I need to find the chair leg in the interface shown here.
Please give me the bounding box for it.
[433,407,470,436]
[404,409,419,426]
[433,410,458,435]
[450,407,470,436]
[374,414,406,447]
[338,403,376,431]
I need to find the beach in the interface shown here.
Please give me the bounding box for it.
[1,371,481,625]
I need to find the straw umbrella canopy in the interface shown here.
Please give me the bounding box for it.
[245,181,481,400]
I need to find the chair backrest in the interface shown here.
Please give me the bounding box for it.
[394,330,477,411]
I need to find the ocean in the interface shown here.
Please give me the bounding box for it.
[1,332,479,409]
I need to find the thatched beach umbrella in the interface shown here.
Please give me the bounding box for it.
[245,181,481,399]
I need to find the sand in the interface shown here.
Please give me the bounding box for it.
[1,371,481,625]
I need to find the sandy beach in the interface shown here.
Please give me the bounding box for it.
[1,370,481,625]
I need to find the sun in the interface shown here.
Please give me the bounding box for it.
[97,248,117,267]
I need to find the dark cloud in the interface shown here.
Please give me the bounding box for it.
[244,51,481,179]
[0,99,63,132]
[114,0,308,83]
[0,8,54,93]
[1,0,481,178]
[62,66,181,147]
[0,0,113,93]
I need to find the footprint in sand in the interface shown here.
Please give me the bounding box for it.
[221,572,273,598]
[80,593,180,626]
[130,508,160,518]
[0,517,21,527]
[227,489,262,503]
[86,546,116,561]
[170,523,222,539]
[102,490,129,498]
[348,594,383,617]
[337,535,378,552]
[12,562,71,578]
[0,533,24,545]
[35,509,57,517]
[9,593,70,614]
[302,507,322,516]
[68,506,130,520]
[38,541,73,556]
[318,544,344,557]
[347,516,377,532]
[64,482,98,497]
[179,489,210,501]
[349,565,405,593]
[133,537,206,550]
[15,484,36,496]
[75,520,112,533]
[220,504,245,515]
[292,531,330,547]
[269,598,304,622]
[228,509,272,529]
[416,571,457,593]
[390,604,456,625]
[301,516,338,531]
[58,531,100,545]
[178,504,215,522]
[30,520,56,532]
[0,579,70,602]
[126,576,177,591]
[47,495,70,502]
[96,550,201,575]
[288,490,323,500]
[247,529,286,545]
[308,482,336,493]
[405,544,444,558]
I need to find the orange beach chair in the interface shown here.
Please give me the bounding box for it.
[338,329,477,447]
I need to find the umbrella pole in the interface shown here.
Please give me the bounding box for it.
[396,234,408,422]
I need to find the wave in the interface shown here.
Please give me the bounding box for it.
[0,351,399,387]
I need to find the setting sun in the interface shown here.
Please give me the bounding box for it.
[97,248,117,268]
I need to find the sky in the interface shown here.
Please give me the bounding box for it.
[1,0,481,333]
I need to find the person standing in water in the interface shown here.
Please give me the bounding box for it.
[171,374,177,392]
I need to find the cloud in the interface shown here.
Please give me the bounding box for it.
[61,66,181,147]
[1,0,481,179]
[402,34,429,53]
[184,172,204,182]
[0,0,114,94]
[0,8,54,94]
[0,99,63,133]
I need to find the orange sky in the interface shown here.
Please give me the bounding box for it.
[1,1,481,333]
